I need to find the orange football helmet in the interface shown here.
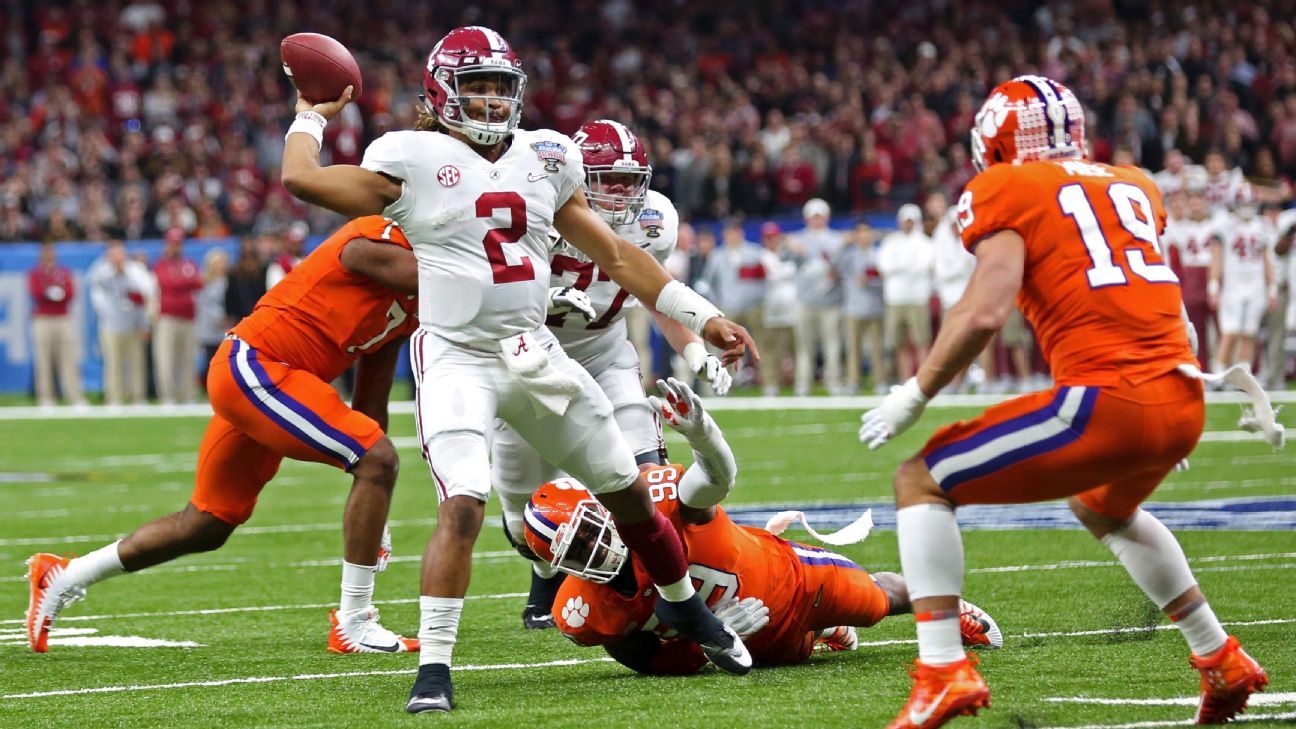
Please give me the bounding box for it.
[523,478,628,584]
[970,75,1086,172]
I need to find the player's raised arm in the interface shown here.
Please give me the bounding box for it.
[339,236,419,295]
[554,190,759,365]
[648,378,737,524]
[281,89,403,217]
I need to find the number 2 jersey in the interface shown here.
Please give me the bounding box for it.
[361,128,585,348]
[956,160,1195,387]
[552,464,890,668]
[545,189,679,365]
[230,216,419,381]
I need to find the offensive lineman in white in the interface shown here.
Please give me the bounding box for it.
[1209,199,1278,372]
[278,27,759,714]
[493,119,732,629]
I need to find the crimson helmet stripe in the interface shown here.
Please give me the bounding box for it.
[1019,75,1068,149]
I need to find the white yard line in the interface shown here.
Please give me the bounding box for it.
[1039,710,1296,729]
[0,656,616,700]
[0,517,437,547]
[1043,692,1296,707]
[855,617,1296,649]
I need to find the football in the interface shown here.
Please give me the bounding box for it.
[280,32,363,104]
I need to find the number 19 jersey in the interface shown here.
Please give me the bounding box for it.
[361,128,585,348]
[956,160,1195,387]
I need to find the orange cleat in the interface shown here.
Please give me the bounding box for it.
[815,625,859,653]
[25,553,84,654]
[886,654,990,729]
[327,607,419,654]
[1190,635,1267,724]
[958,600,1003,649]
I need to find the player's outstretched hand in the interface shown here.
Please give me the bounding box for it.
[649,377,705,436]
[712,597,769,639]
[702,317,760,366]
[701,354,732,396]
[547,286,597,322]
[859,377,930,450]
[295,86,353,120]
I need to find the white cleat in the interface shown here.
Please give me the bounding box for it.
[959,599,1003,649]
[327,606,419,654]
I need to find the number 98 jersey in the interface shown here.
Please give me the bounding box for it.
[361,127,585,348]
[956,160,1195,387]
[545,190,679,365]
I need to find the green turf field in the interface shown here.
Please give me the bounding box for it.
[0,403,1292,728]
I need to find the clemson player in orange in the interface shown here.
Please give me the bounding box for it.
[858,76,1277,728]
[525,378,1001,674]
[27,216,422,655]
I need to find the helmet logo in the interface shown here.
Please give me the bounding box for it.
[976,92,1012,140]
[437,165,461,187]
[561,596,590,628]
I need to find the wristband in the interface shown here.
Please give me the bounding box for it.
[655,280,723,336]
[286,111,326,149]
[682,341,708,373]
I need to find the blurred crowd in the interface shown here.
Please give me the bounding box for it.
[7,0,1296,242]
[7,1,1296,402]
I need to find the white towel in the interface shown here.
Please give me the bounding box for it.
[499,332,583,418]
[1176,363,1285,448]
[764,508,874,546]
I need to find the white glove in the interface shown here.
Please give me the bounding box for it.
[1173,458,1190,473]
[547,286,596,323]
[712,596,769,638]
[859,377,930,450]
[682,341,732,396]
[648,377,705,437]
[375,523,392,573]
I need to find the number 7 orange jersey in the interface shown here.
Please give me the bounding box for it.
[956,160,1196,386]
[232,216,419,381]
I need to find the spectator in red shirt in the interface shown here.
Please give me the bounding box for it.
[775,145,818,211]
[28,242,85,407]
[152,228,203,404]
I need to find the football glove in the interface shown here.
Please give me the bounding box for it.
[712,596,769,639]
[649,377,705,437]
[375,523,392,573]
[682,342,732,396]
[547,286,596,323]
[859,377,930,450]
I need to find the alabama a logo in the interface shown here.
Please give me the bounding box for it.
[530,140,567,172]
[639,208,664,238]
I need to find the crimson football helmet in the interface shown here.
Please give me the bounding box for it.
[523,478,627,584]
[422,26,526,146]
[970,75,1086,172]
[574,119,653,226]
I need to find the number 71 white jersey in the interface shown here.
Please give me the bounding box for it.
[361,127,585,347]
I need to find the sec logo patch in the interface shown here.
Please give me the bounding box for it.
[437,165,461,187]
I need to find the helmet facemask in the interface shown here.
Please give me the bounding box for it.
[549,499,628,584]
[585,164,652,226]
[428,66,527,146]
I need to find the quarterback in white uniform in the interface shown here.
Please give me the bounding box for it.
[489,119,732,629]
[279,26,758,714]
[1210,202,1278,370]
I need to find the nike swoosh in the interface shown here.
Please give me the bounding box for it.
[909,685,952,726]
[528,173,550,182]
[358,640,402,653]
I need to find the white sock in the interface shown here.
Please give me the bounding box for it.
[61,541,126,588]
[1174,602,1228,657]
[418,596,464,668]
[916,616,966,665]
[339,561,376,614]
[655,575,696,603]
[532,560,558,580]
[896,503,964,600]
[1099,509,1197,608]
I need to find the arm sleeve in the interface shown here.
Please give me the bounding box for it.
[360,132,414,221]
[677,413,738,509]
[957,166,1026,253]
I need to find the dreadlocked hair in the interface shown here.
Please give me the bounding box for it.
[415,104,444,132]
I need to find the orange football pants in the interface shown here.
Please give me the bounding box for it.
[192,337,383,525]
[920,370,1204,519]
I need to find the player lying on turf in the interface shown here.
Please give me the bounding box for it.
[27,216,421,655]
[493,118,734,631]
[858,75,1282,728]
[523,378,1001,673]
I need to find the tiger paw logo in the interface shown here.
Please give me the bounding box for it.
[561,596,590,628]
[975,92,1012,139]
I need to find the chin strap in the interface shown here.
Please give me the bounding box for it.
[1176,363,1285,448]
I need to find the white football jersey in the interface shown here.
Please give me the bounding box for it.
[1205,168,1248,213]
[1162,216,1217,268]
[545,189,679,364]
[1217,214,1274,293]
[361,128,584,347]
